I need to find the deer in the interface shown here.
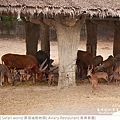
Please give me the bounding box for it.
[48,72,55,86]
[87,65,108,93]
[109,66,120,85]
[47,66,58,86]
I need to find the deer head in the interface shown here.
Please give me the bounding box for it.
[87,65,93,77]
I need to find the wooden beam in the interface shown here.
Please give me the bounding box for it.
[113,25,120,56]
[86,20,97,57]
[92,20,114,27]
[86,16,120,21]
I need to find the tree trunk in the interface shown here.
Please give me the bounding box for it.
[86,20,97,57]
[21,17,40,57]
[40,24,50,57]
[52,16,86,88]
[25,22,40,56]
[113,25,120,56]
[43,15,86,88]
[25,17,50,57]
[57,27,79,87]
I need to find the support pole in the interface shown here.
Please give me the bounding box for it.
[113,24,120,56]
[86,20,97,57]
[40,24,50,58]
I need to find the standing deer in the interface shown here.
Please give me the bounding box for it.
[48,72,55,86]
[87,65,98,93]
[87,65,108,93]
[47,66,58,86]
[109,66,120,85]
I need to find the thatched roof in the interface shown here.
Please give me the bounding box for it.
[0,0,120,18]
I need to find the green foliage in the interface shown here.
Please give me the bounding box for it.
[0,16,17,27]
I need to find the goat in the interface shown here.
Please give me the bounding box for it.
[0,64,14,86]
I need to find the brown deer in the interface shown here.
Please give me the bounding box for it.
[48,72,55,86]
[110,66,120,85]
[87,65,108,92]
[47,66,58,86]
[87,65,98,93]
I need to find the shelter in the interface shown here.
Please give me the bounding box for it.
[0,0,120,87]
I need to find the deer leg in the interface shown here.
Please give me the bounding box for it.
[0,73,2,86]
[91,87,94,93]
[32,73,36,83]
[19,74,23,83]
[52,76,55,86]
[106,77,109,85]
[48,79,51,86]
[91,83,94,93]
[24,71,27,81]
[3,75,8,83]
[116,79,118,86]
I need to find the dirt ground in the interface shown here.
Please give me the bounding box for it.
[0,38,120,115]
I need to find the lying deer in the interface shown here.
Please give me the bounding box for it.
[87,65,108,92]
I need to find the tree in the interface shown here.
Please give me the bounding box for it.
[0,16,17,35]
[0,16,17,27]
[44,15,86,87]
[20,16,40,57]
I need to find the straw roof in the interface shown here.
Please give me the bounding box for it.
[0,0,120,18]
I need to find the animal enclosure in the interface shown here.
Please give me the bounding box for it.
[1,38,120,115]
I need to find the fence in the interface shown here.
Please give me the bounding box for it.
[0,21,114,41]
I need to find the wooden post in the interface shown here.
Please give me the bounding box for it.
[28,17,50,57]
[21,17,40,57]
[113,24,120,56]
[40,23,50,58]
[86,20,97,57]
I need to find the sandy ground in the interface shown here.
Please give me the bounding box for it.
[0,38,120,115]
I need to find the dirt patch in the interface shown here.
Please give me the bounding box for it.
[1,84,120,115]
[0,38,120,115]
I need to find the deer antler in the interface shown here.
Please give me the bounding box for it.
[91,64,93,70]
[88,65,93,72]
